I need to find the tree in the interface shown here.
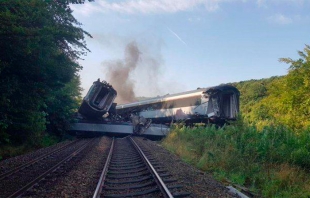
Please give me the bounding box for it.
[0,0,92,145]
[274,45,310,129]
[247,45,310,130]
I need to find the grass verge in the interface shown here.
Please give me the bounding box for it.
[161,120,310,197]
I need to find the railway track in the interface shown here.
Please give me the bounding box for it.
[0,140,79,179]
[93,136,190,198]
[0,138,96,197]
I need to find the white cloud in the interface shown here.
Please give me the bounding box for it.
[70,0,236,16]
[267,14,293,25]
[257,0,304,7]
[71,3,101,16]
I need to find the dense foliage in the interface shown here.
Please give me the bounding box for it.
[231,77,282,128]
[231,45,310,130]
[0,0,91,150]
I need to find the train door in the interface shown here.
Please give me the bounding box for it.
[205,94,219,118]
[222,92,238,119]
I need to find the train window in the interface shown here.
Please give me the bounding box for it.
[102,93,116,110]
[97,88,116,110]
[90,86,110,109]
[94,87,106,105]
[84,84,96,101]
[132,96,200,110]
[173,96,201,108]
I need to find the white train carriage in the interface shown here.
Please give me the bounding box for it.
[116,85,240,125]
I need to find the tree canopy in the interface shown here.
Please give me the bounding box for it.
[0,0,91,145]
[232,45,310,130]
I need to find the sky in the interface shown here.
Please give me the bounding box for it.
[70,0,310,98]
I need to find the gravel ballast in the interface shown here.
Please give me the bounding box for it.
[1,136,238,197]
[24,137,111,198]
[134,137,236,198]
[0,140,75,174]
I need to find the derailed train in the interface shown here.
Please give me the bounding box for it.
[78,79,117,120]
[116,85,240,126]
[74,79,240,136]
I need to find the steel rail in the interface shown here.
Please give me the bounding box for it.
[0,139,79,180]
[129,137,174,198]
[7,138,94,198]
[93,137,114,198]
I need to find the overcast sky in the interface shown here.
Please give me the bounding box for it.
[70,0,310,97]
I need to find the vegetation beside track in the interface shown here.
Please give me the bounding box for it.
[231,45,310,131]
[162,122,310,197]
[0,0,92,159]
[163,45,310,197]
[0,134,61,160]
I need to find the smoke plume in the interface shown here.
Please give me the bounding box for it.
[102,39,184,104]
[104,41,140,104]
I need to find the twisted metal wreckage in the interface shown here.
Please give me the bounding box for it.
[69,79,240,137]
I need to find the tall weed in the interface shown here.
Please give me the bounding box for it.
[162,119,310,197]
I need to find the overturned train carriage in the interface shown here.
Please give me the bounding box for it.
[116,85,240,125]
[71,79,169,137]
[78,79,117,119]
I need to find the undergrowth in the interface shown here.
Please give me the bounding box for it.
[162,119,310,197]
[0,133,59,161]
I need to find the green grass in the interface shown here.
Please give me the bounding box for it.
[162,120,310,197]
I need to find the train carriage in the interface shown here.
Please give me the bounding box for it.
[71,81,239,137]
[78,79,117,119]
[116,85,240,125]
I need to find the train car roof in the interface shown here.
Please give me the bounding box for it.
[116,84,239,109]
